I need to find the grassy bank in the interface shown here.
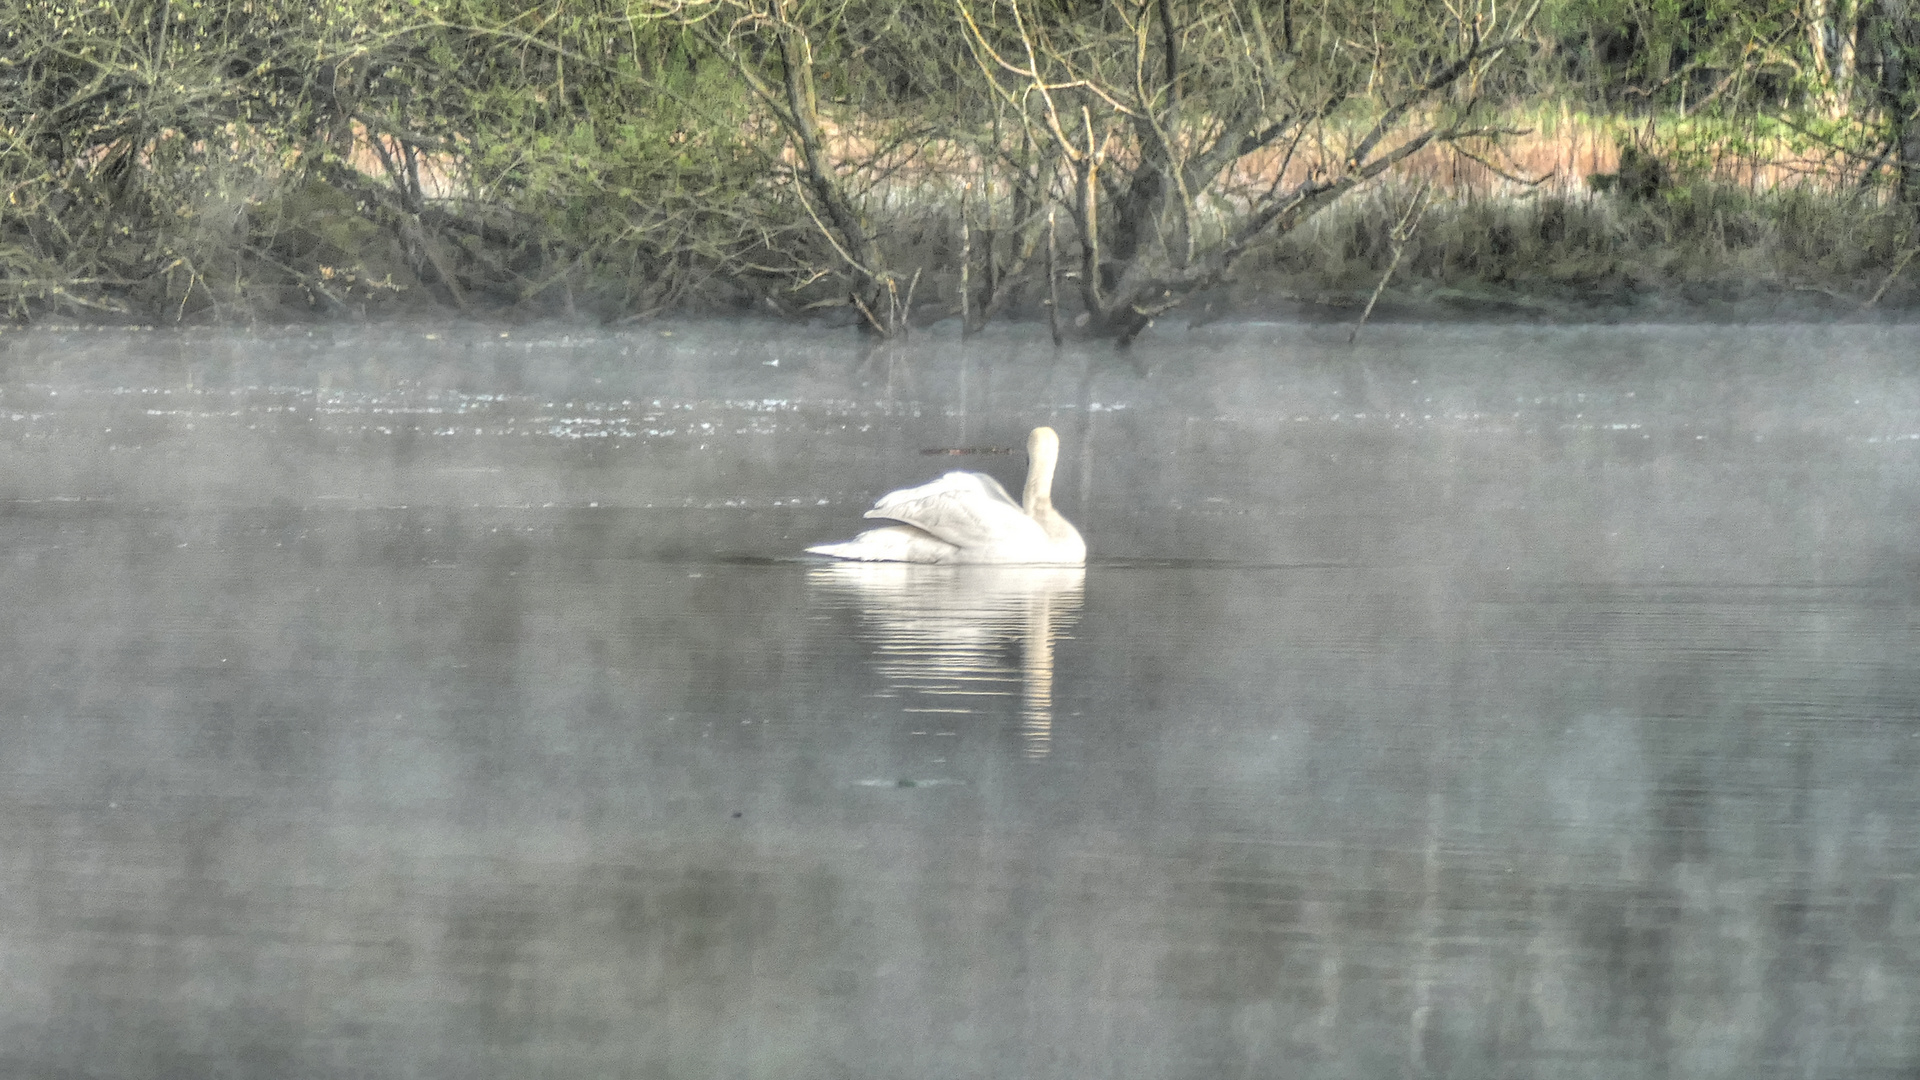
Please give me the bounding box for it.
[1244,181,1920,319]
[5,0,1918,331]
[11,130,1914,329]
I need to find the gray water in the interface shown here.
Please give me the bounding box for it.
[1,321,1917,1080]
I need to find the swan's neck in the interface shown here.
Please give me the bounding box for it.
[1021,426,1084,556]
[1022,431,1058,518]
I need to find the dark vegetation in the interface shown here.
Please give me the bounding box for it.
[4,0,1919,335]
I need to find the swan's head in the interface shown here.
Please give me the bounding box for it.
[1028,426,1060,461]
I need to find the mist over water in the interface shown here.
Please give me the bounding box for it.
[2,321,1917,1080]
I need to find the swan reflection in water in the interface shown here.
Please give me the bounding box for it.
[809,562,1084,757]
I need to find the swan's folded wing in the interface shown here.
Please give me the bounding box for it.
[864,471,1040,549]
[807,524,960,563]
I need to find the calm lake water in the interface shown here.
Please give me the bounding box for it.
[1,320,1916,1080]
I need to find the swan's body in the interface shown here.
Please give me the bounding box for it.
[809,427,1086,565]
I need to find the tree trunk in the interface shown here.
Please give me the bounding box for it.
[1873,0,1920,206]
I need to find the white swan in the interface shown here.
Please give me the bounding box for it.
[808,426,1086,565]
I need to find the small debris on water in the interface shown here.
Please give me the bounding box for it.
[852,777,962,789]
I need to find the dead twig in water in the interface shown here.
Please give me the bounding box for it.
[1861,245,1920,312]
[960,181,973,336]
[1351,183,1432,344]
[1046,205,1063,347]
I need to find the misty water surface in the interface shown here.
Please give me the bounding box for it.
[1,321,1917,1080]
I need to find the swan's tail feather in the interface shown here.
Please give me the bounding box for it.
[807,525,959,564]
[805,540,883,560]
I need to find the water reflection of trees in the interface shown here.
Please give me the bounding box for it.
[809,564,1083,757]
